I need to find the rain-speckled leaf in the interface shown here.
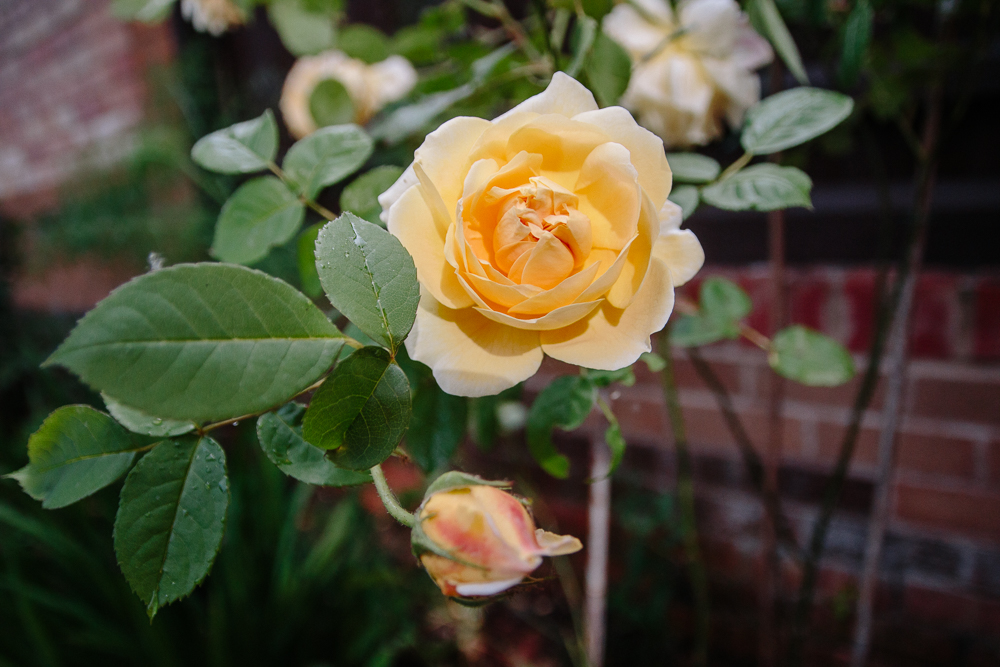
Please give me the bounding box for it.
[701,164,812,211]
[191,110,278,174]
[667,153,721,184]
[103,394,195,438]
[314,213,419,352]
[769,325,855,386]
[283,124,373,198]
[527,376,596,479]
[7,406,143,509]
[257,403,371,486]
[114,437,228,619]
[211,176,305,265]
[742,88,854,155]
[302,347,411,470]
[45,263,345,422]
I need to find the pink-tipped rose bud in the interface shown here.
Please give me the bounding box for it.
[412,473,582,598]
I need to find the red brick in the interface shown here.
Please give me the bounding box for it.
[789,274,830,332]
[739,274,771,343]
[816,423,880,466]
[903,586,977,628]
[910,376,1000,425]
[786,370,884,411]
[894,483,1000,540]
[909,274,958,358]
[990,441,1000,487]
[844,269,878,353]
[974,279,1000,360]
[12,257,139,313]
[896,432,976,479]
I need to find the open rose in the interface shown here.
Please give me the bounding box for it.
[379,73,704,397]
[280,50,417,138]
[414,479,582,598]
[603,0,773,148]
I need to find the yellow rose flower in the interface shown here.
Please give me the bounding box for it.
[603,0,773,148]
[379,73,704,397]
[180,0,244,36]
[416,483,582,598]
[280,50,417,138]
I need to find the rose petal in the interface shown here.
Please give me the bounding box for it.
[495,71,598,121]
[507,261,601,316]
[541,256,675,370]
[606,193,658,308]
[517,231,575,289]
[462,272,540,308]
[406,293,543,397]
[378,164,417,224]
[506,115,609,174]
[602,2,672,56]
[653,229,704,287]
[659,198,684,232]
[535,529,584,556]
[574,141,643,250]
[680,0,741,57]
[476,300,603,331]
[414,115,493,213]
[368,55,418,109]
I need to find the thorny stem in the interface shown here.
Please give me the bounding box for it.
[787,82,944,667]
[370,464,417,528]
[659,326,710,667]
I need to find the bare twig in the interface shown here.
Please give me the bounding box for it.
[584,437,612,667]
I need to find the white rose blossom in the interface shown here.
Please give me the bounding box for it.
[603,0,774,148]
[180,0,245,36]
[279,50,418,138]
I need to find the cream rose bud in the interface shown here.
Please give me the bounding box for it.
[180,0,244,36]
[380,73,705,397]
[414,482,582,598]
[279,50,417,138]
[603,0,774,148]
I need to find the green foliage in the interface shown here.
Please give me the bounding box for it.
[314,213,419,353]
[337,24,391,63]
[114,436,229,618]
[701,164,813,211]
[742,88,855,155]
[407,366,469,473]
[585,366,636,387]
[268,0,337,56]
[667,153,721,184]
[670,277,751,347]
[639,351,667,372]
[211,176,305,265]
[769,325,855,386]
[747,0,808,84]
[283,125,374,198]
[45,263,345,422]
[191,110,278,174]
[309,78,356,128]
[468,384,523,450]
[7,406,141,509]
[111,0,175,22]
[605,422,626,477]
[257,403,371,485]
[297,223,324,298]
[838,0,874,86]
[103,394,195,438]
[302,347,411,470]
[668,184,700,220]
[583,31,631,107]
[527,375,597,478]
[339,165,404,226]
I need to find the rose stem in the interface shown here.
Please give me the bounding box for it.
[370,464,416,528]
[584,436,611,667]
[659,325,710,667]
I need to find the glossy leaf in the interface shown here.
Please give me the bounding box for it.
[302,347,411,470]
[211,176,305,265]
[103,394,195,438]
[742,88,855,155]
[339,165,404,226]
[526,376,596,479]
[838,0,873,86]
[667,153,721,184]
[257,403,371,486]
[668,185,700,220]
[46,263,345,422]
[407,374,468,473]
[701,164,812,212]
[7,406,142,509]
[314,213,419,352]
[309,79,356,128]
[747,0,808,85]
[584,30,631,107]
[283,125,374,199]
[114,437,228,619]
[769,325,855,386]
[268,0,336,56]
[191,110,278,174]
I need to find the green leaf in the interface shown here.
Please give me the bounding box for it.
[191,110,278,174]
[309,79,356,128]
[268,0,336,56]
[838,0,873,87]
[701,163,812,212]
[669,313,732,347]
[742,88,855,155]
[337,24,391,63]
[302,347,411,470]
[103,394,195,438]
[114,437,228,619]
[526,376,596,478]
[283,124,374,199]
[45,263,345,422]
[667,153,721,184]
[339,165,404,226]
[211,176,305,265]
[314,213,419,352]
[584,30,631,107]
[407,376,468,473]
[747,0,808,85]
[701,277,752,323]
[639,351,666,372]
[605,423,626,476]
[567,15,598,78]
[6,406,142,509]
[297,223,324,298]
[668,185,700,220]
[769,325,855,386]
[112,0,175,22]
[585,367,635,387]
[257,403,371,486]
[368,84,474,144]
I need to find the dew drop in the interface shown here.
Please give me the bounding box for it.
[152,418,163,425]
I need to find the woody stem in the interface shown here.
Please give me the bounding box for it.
[370,464,416,528]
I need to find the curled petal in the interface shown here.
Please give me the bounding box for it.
[654,229,704,287]
[496,71,598,121]
[476,300,603,331]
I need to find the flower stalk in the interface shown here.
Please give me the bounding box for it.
[370,464,416,528]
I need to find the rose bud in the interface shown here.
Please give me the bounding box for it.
[412,473,582,598]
